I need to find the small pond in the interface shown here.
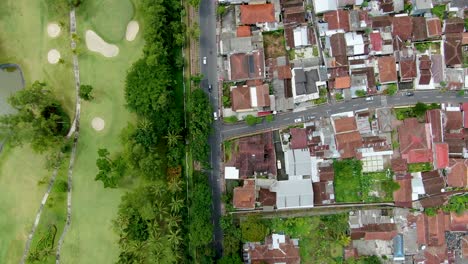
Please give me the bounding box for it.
[0,64,25,115]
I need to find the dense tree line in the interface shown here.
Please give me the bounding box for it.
[188,89,213,163]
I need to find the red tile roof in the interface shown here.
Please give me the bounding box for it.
[256,84,271,107]
[237,26,252,37]
[233,179,256,209]
[392,158,408,174]
[426,18,442,37]
[248,235,301,264]
[330,33,348,67]
[371,16,393,28]
[231,85,252,111]
[444,17,465,34]
[313,181,335,205]
[408,149,433,164]
[283,5,305,24]
[290,128,308,149]
[444,33,463,66]
[351,223,398,241]
[449,212,468,232]
[334,116,357,133]
[392,16,413,41]
[412,17,427,41]
[445,111,463,131]
[378,56,397,83]
[393,179,412,207]
[319,165,335,181]
[427,211,446,246]
[229,51,265,81]
[421,170,444,195]
[417,214,428,245]
[258,188,276,206]
[447,159,468,187]
[434,143,449,169]
[336,131,362,159]
[323,10,350,32]
[463,103,468,128]
[400,58,417,81]
[463,32,468,45]
[370,32,382,52]
[398,118,431,158]
[426,109,443,143]
[277,65,292,79]
[335,76,351,89]
[240,4,276,25]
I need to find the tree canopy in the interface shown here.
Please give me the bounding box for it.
[0,81,70,152]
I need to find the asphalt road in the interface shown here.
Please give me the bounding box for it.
[199,0,223,258]
[222,91,468,140]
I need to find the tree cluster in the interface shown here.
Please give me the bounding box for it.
[188,89,213,163]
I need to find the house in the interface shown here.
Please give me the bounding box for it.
[446,159,468,187]
[349,10,369,31]
[240,4,276,25]
[231,84,270,112]
[351,223,398,241]
[313,181,335,205]
[421,170,445,195]
[329,33,348,67]
[417,55,432,87]
[270,179,314,209]
[350,74,367,98]
[233,179,256,210]
[412,17,428,41]
[399,56,417,82]
[434,143,449,169]
[392,15,413,41]
[333,116,363,159]
[377,56,397,84]
[291,67,325,103]
[426,109,443,143]
[426,18,442,38]
[237,26,252,37]
[292,25,310,48]
[228,51,265,81]
[444,33,462,67]
[393,178,412,207]
[344,32,365,56]
[398,118,432,163]
[284,149,312,177]
[335,75,351,89]
[431,54,444,84]
[313,0,337,14]
[444,18,465,34]
[411,0,432,15]
[392,158,408,175]
[243,234,300,264]
[445,68,465,90]
[283,5,305,25]
[323,10,350,32]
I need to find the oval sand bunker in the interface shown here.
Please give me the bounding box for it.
[85,30,119,57]
[47,23,61,38]
[47,49,61,64]
[92,117,105,131]
[125,21,140,41]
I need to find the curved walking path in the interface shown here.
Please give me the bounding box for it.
[56,7,81,263]
[19,7,82,264]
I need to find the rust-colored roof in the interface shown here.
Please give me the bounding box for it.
[240,4,276,25]
[420,195,448,208]
[330,33,348,66]
[378,56,397,83]
[370,32,382,51]
[427,211,446,246]
[408,149,433,164]
[426,18,442,37]
[277,65,292,79]
[420,55,432,69]
[463,33,468,45]
[323,10,350,31]
[444,33,463,66]
[434,143,449,169]
[392,158,408,174]
[313,181,335,205]
[256,84,271,107]
[283,5,305,24]
[248,235,300,264]
[412,17,427,41]
[421,171,444,195]
[319,165,334,181]
[400,58,417,81]
[334,116,357,133]
[445,111,463,131]
[237,26,252,37]
[393,179,412,207]
[229,51,265,81]
[290,128,308,149]
[233,179,256,209]
[449,212,468,232]
[426,109,442,143]
[335,76,351,89]
[417,214,428,245]
[351,223,398,241]
[231,85,252,111]
[398,118,430,157]
[258,188,276,206]
[335,131,362,159]
[444,17,465,34]
[447,159,468,187]
[392,16,413,41]
[371,15,392,28]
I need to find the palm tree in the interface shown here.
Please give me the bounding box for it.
[167,177,182,193]
[138,117,152,132]
[164,131,182,147]
[167,228,182,246]
[166,213,182,229]
[169,197,184,213]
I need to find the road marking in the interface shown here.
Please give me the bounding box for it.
[436,96,442,98]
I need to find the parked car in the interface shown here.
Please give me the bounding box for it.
[306,115,315,121]
[203,57,207,65]
[208,84,212,92]
[294,117,303,123]
[405,91,414,96]
[213,112,218,120]
[365,96,374,101]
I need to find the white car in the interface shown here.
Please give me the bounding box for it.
[365,96,374,101]
[213,111,218,120]
[203,57,207,65]
[294,117,302,123]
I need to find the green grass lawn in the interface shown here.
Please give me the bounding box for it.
[333,159,363,202]
[59,1,144,263]
[0,1,74,262]
[78,0,134,43]
[0,146,50,264]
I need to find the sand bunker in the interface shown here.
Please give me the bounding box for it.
[47,49,61,64]
[85,30,119,57]
[91,117,105,131]
[47,23,61,38]
[125,21,139,41]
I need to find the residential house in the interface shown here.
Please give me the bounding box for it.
[270,179,314,209]
[233,179,256,210]
[444,18,465,34]
[377,56,397,84]
[421,170,445,195]
[323,10,350,33]
[231,84,271,112]
[446,159,468,187]
[243,233,300,264]
[333,116,363,159]
[411,0,433,15]
[313,0,337,14]
[416,55,433,88]
[349,10,369,31]
[399,55,417,82]
[444,33,463,67]
[345,32,366,56]
[228,50,266,81]
[426,18,442,38]
[392,15,413,42]
[239,4,276,25]
[291,67,326,103]
[412,17,428,41]
[445,68,465,90]
[434,143,449,169]
[398,118,432,164]
[328,33,348,67]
